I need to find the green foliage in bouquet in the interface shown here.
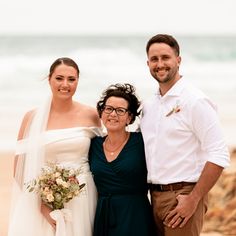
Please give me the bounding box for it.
[26,163,85,210]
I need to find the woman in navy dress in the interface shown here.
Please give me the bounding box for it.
[89,83,156,236]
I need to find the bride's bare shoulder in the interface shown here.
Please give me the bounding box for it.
[74,102,94,112]
[17,109,36,140]
[75,102,101,127]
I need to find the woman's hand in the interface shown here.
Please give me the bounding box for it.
[41,203,56,229]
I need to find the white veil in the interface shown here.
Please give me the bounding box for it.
[15,95,52,187]
[8,95,52,235]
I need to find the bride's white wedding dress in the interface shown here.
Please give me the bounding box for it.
[8,127,100,236]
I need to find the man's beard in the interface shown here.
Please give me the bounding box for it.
[151,66,179,84]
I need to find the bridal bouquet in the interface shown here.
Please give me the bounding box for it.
[26,163,85,210]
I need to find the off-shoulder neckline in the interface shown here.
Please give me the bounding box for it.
[45,126,101,132]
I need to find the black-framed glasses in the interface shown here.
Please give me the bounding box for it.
[103,105,128,116]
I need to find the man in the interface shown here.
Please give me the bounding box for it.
[140,34,230,236]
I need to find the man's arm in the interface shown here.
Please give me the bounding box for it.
[164,162,223,228]
[165,98,229,228]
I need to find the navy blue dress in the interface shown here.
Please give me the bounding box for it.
[89,132,155,236]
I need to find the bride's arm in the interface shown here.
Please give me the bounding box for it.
[13,155,19,178]
[14,110,35,178]
[41,203,56,229]
[16,110,56,228]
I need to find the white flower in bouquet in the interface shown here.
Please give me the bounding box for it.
[26,163,85,210]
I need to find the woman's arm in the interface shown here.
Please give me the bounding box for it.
[13,110,34,178]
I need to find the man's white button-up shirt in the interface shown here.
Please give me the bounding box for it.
[140,78,230,184]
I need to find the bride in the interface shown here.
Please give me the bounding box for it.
[8,57,101,236]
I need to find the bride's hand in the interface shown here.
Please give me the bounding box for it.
[41,203,56,229]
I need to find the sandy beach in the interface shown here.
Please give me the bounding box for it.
[1,150,234,236]
[0,152,14,236]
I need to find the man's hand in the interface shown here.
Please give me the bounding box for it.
[164,162,224,229]
[164,194,199,228]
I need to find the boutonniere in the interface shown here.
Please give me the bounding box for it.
[166,101,181,117]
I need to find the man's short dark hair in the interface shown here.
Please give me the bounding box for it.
[146,34,180,56]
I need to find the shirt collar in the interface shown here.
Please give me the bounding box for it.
[156,77,186,98]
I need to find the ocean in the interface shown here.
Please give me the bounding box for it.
[0,35,236,150]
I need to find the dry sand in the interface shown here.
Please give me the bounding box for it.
[1,150,233,236]
[0,152,14,236]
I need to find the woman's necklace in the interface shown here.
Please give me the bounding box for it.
[104,132,129,156]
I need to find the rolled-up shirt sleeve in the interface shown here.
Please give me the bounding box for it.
[191,98,230,168]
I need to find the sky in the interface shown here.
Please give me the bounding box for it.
[0,0,236,35]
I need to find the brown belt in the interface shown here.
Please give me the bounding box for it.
[149,182,196,192]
